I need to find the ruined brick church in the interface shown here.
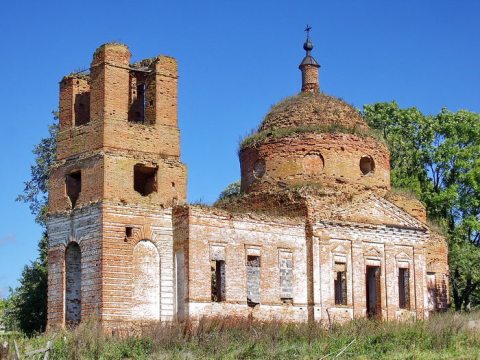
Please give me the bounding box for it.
[46,34,449,328]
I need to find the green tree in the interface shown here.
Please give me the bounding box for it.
[9,119,57,334]
[364,102,480,311]
[16,121,58,226]
[216,180,241,203]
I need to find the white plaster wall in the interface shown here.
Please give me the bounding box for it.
[132,240,160,321]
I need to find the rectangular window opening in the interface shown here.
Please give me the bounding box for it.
[279,251,293,303]
[66,170,81,208]
[128,73,146,124]
[427,272,437,311]
[246,255,260,307]
[74,92,90,126]
[211,260,225,302]
[125,227,133,238]
[334,262,347,306]
[399,268,410,309]
[133,164,158,196]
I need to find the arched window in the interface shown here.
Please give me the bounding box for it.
[303,152,325,175]
[65,242,81,325]
[253,159,266,179]
[360,156,375,175]
[132,240,160,321]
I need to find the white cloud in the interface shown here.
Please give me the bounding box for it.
[0,234,16,247]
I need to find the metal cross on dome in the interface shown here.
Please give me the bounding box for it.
[304,25,312,38]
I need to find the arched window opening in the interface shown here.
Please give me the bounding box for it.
[360,156,375,175]
[303,152,325,174]
[253,159,266,179]
[66,170,81,208]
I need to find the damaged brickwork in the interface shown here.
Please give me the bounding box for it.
[47,43,185,329]
[47,40,449,329]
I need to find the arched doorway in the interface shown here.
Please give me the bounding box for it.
[65,242,81,325]
[132,240,160,321]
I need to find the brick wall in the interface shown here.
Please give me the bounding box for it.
[174,206,309,322]
[313,222,428,322]
[101,204,175,324]
[48,43,185,328]
[47,204,103,329]
[240,133,390,195]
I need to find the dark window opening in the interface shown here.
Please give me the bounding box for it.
[129,72,149,124]
[246,255,261,307]
[360,155,375,175]
[399,268,410,309]
[211,260,225,302]
[125,227,133,238]
[334,262,347,305]
[66,171,81,208]
[247,255,260,267]
[74,92,90,126]
[366,266,381,318]
[133,164,158,196]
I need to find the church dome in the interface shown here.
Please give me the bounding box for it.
[259,92,370,133]
[238,29,391,196]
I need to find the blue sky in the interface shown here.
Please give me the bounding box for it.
[0,0,479,297]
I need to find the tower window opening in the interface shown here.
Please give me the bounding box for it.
[74,92,90,126]
[129,73,147,123]
[66,171,81,208]
[134,164,158,196]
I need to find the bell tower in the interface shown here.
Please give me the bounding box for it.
[47,43,187,328]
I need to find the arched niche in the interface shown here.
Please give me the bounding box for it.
[132,240,160,321]
[65,242,82,325]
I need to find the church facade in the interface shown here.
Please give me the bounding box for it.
[46,38,448,328]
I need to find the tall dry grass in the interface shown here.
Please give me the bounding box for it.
[2,311,480,359]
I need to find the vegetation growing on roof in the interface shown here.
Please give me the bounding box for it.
[132,57,158,68]
[264,92,361,119]
[61,72,90,83]
[258,92,367,133]
[239,123,384,150]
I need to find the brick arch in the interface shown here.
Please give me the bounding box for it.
[65,242,81,325]
[129,225,153,246]
[132,239,160,321]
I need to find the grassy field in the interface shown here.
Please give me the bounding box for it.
[2,312,480,359]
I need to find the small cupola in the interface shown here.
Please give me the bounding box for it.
[299,25,320,93]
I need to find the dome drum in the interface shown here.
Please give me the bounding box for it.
[240,133,390,194]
